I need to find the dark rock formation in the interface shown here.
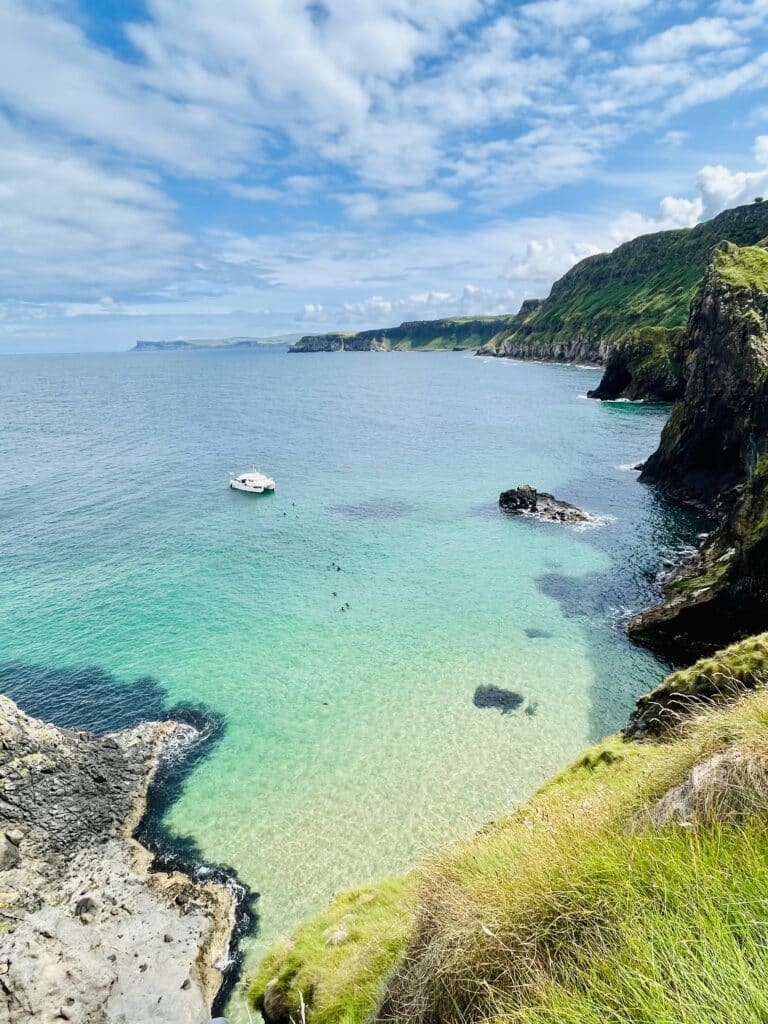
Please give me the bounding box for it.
[499,485,593,524]
[629,243,768,657]
[472,686,525,713]
[0,696,234,1024]
[587,326,687,402]
[639,242,768,508]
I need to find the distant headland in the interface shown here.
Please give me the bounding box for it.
[132,334,301,351]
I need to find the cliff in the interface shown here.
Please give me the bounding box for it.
[289,317,510,352]
[586,326,687,401]
[0,696,234,1024]
[485,201,768,370]
[627,244,768,656]
[639,242,768,506]
[250,658,768,1024]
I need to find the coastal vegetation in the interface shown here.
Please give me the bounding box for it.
[586,325,686,402]
[289,317,509,353]
[252,673,768,1024]
[630,242,768,653]
[485,201,768,370]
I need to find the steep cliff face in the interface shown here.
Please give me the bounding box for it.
[630,451,768,657]
[587,326,688,401]
[628,243,768,657]
[486,201,768,365]
[290,316,510,352]
[639,242,768,507]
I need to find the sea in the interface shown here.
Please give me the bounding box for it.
[0,348,700,1018]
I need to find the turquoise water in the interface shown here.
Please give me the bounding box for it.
[0,350,695,1016]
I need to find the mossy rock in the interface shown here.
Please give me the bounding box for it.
[626,632,768,739]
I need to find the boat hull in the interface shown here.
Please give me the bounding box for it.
[230,481,274,494]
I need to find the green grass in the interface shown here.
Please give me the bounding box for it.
[714,243,768,292]
[250,876,416,1023]
[291,317,511,352]
[494,819,768,1024]
[250,681,768,1024]
[382,690,768,1024]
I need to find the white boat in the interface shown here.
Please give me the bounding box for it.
[229,470,275,494]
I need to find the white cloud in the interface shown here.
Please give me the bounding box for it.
[610,196,704,243]
[631,17,741,63]
[229,184,283,202]
[338,189,458,220]
[609,134,768,240]
[0,114,188,300]
[657,130,689,147]
[504,239,601,281]
[696,142,768,217]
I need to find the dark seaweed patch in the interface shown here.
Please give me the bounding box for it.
[473,685,524,714]
[525,627,553,639]
[0,661,168,734]
[330,499,414,520]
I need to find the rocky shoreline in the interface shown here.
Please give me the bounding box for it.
[0,696,237,1024]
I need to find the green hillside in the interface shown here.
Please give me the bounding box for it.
[289,316,511,352]
[488,201,768,363]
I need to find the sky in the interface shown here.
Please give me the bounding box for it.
[1,0,768,352]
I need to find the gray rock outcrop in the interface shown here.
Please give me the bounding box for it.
[0,696,234,1024]
[499,485,593,524]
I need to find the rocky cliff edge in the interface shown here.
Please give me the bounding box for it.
[0,696,234,1024]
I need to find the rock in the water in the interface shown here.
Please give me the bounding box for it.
[473,686,525,714]
[499,485,593,524]
[0,696,235,1024]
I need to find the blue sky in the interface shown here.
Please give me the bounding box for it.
[1,0,768,351]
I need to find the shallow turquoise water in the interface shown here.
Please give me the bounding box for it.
[0,350,695,1015]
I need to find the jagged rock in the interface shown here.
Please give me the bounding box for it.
[587,326,687,402]
[0,696,235,1024]
[0,834,20,870]
[640,242,768,507]
[499,485,593,524]
[629,243,768,657]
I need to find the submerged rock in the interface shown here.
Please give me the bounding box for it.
[499,485,593,524]
[473,686,524,714]
[0,695,234,1024]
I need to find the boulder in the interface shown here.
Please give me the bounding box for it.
[499,485,592,524]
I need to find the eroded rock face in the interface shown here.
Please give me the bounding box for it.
[629,244,768,658]
[0,696,234,1024]
[499,485,593,524]
[587,326,687,402]
[640,242,768,508]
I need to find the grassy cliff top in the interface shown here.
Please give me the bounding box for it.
[250,658,768,1024]
[714,242,768,292]
[489,201,768,356]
